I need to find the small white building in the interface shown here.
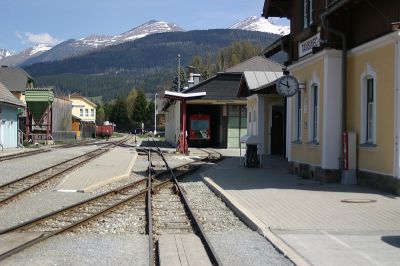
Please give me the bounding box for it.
[0,81,25,149]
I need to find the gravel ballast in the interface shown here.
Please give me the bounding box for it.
[1,233,148,266]
[0,142,292,265]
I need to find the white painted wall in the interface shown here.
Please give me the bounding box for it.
[165,102,181,147]
[0,104,18,149]
[246,95,268,154]
[322,50,342,169]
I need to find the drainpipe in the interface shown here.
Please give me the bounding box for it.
[321,0,350,178]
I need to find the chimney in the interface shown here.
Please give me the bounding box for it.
[187,66,195,88]
[193,74,201,85]
[187,66,201,88]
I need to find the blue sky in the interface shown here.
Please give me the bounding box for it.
[1,0,288,52]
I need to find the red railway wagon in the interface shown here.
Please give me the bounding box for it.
[189,114,210,141]
[96,125,114,138]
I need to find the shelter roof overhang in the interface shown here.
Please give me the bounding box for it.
[262,0,291,18]
[261,34,290,58]
[237,71,283,98]
[163,91,206,101]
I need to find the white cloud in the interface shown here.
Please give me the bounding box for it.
[15,31,23,39]
[17,32,62,45]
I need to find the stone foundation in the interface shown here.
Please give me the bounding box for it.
[358,170,400,195]
[288,161,340,183]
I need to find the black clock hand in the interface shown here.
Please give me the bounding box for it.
[280,81,288,87]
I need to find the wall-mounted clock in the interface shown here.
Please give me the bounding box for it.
[276,75,299,97]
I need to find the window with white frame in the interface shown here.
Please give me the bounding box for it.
[310,84,318,142]
[360,66,377,145]
[295,91,302,141]
[303,0,314,29]
[80,108,83,116]
[364,77,375,143]
[85,108,89,117]
[248,111,252,134]
[91,108,94,117]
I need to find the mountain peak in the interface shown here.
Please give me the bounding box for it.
[230,16,290,35]
[121,20,185,41]
[29,44,52,56]
[0,48,14,60]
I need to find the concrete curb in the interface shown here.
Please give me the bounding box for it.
[201,175,311,266]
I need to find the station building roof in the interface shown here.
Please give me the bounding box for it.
[0,66,34,92]
[224,55,283,73]
[0,81,25,107]
[183,73,242,101]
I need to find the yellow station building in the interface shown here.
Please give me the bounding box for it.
[263,0,400,194]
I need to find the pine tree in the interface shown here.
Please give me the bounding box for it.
[172,69,187,91]
[109,97,129,130]
[132,89,148,126]
[96,105,105,125]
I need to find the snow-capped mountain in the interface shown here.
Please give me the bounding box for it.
[28,44,52,56]
[15,20,184,66]
[77,20,184,48]
[0,49,14,60]
[230,16,290,36]
[0,44,52,66]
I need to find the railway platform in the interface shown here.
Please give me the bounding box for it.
[201,155,400,266]
[56,146,137,192]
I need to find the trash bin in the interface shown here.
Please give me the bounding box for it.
[245,144,260,168]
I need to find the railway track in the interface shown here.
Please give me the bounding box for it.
[0,139,222,263]
[0,148,51,162]
[146,139,222,265]
[0,136,131,206]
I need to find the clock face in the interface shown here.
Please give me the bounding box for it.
[276,75,299,97]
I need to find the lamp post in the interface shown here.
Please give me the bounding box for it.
[177,54,181,92]
[154,93,157,135]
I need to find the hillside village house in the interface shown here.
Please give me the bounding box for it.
[263,0,400,194]
[67,93,97,139]
[0,81,25,149]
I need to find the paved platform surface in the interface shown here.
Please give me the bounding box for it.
[158,234,212,266]
[201,155,400,266]
[57,146,137,192]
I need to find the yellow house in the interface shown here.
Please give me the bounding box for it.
[69,93,97,123]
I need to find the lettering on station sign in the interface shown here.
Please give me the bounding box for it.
[298,33,321,58]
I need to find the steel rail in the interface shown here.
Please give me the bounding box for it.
[0,152,200,262]
[0,149,51,162]
[151,141,223,266]
[147,137,155,266]
[0,136,131,205]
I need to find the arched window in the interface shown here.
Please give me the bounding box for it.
[310,84,318,142]
[360,65,377,145]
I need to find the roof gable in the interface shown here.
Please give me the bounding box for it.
[183,73,242,100]
[0,66,33,92]
[69,94,97,108]
[224,55,283,73]
[0,81,25,107]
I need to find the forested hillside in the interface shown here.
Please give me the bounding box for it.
[23,29,283,100]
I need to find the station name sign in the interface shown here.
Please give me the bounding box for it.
[298,32,321,58]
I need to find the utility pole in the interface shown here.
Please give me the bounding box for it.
[154,93,157,135]
[177,54,181,92]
